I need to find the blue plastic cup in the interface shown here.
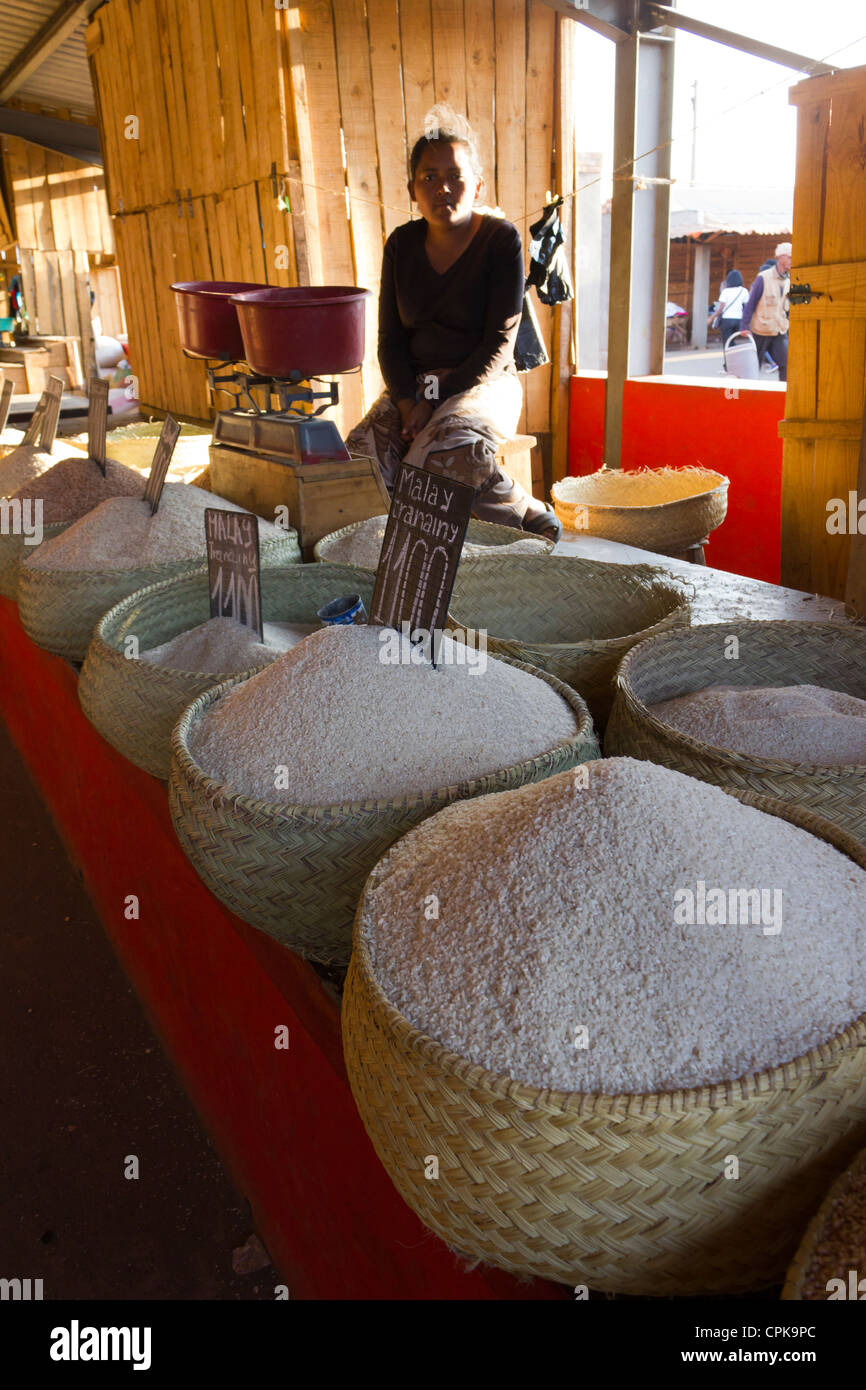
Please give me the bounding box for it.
[316,593,367,625]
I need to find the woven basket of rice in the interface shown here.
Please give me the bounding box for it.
[342,789,866,1296]
[17,527,301,663]
[551,466,729,554]
[605,620,866,846]
[447,554,690,728]
[314,515,554,569]
[0,521,67,600]
[79,563,374,780]
[168,659,599,968]
[782,1146,866,1300]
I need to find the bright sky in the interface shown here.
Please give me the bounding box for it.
[573,1,866,195]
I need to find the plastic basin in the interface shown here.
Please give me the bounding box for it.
[171,280,268,361]
[229,286,371,377]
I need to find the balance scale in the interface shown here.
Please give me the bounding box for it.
[206,364,390,560]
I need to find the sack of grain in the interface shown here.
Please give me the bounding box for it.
[0,455,145,599]
[314,514,553,570]
[344,757,866,1295]
[17,482,301,661]
[783,1146,866,1300]
[605,620,866,846]
[0,438,86,499]
[79,563,374,779]
[169,625,598,964]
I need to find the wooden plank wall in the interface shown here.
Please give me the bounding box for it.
[86,0,578,473]
[0,133,115,380]
[781,67,866,600]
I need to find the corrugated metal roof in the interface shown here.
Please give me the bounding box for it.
[15,20,94,120]
[0,1,95,121]
[668,185,793,239]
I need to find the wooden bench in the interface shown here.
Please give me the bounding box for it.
[495,433,538,498]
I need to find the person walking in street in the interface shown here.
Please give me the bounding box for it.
[710,269,748,346]
[741,243,792,381]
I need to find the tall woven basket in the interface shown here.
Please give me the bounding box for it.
[0,521,67,600]
[605,621,866,847]
[782,1146,866,1300]
[343,791,866,1296]
[551,466,728,554]
[168,661,599,967]
[79,563,374,780]
[17,527,301,662]
[314,515,554,568]
[448,555,690,728]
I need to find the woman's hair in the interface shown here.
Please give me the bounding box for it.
[408,104,483,183]
[724,269,744,288]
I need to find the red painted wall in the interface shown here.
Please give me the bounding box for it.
[0,599,563,1301]
[568,374,787,585]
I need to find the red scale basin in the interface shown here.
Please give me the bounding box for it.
[171,281,268,361]
[230,286,371,378]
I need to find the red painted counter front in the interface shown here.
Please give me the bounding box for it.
[0,597,563,1301]
[568,373,787,585]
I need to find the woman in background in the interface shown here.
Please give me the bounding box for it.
[346,109,560,541]
[710,269,748,345]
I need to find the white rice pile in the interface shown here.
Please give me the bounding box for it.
[9,456,144,523]
[650,683,866,766]
[189,624,579,803]
[364,757,866,1095]
[322,515,549,569]
[24,483,285,571]
[0,438,84,499]
[141,618,318,673]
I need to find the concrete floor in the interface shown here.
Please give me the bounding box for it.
[663,345,781,381]
[0,719,280,1300]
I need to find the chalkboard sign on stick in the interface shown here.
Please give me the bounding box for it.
[205,507,263,639]
[22,375,63,446]
[369,462,475,635]
[87,378,109,475]
[143,415,181,514]
[0,379,13,434]
[40,376,65,451]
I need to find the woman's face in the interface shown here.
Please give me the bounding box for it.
[410,141,481,228]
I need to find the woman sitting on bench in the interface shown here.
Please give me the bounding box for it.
[346,109,561,542]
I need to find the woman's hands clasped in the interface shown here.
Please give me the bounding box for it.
[398,397,435,442]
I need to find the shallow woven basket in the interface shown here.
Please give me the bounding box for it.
[168,661,599,967]
[782,1146,866,1300]
[551,466,729,553]
[343,790,866,1296]
[79,563,374,780]
[313,515,554,568]
[448,554,690,728]
[17,526,301,663]
[605,621,866,847]
[0,520,67,600]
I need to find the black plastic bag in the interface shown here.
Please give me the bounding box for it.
[514,289,549,372]
[526,197,574,307]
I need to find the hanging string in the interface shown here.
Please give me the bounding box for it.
[271,28,866,234]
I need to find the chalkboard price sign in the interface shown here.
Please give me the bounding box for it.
[87,377,109,476]
[205,507,263,639]
[369,462,475,634]
[143,415,181,514]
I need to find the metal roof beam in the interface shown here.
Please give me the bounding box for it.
[0,0,95,104]
[538,0,631,43]
[641,4,837,75]
[0,105,101,165]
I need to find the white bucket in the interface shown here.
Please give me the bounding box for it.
[724,331,760,380]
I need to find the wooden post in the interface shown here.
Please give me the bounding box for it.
[690,242,710,348]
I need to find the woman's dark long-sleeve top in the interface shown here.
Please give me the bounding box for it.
[378,215,524,406]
